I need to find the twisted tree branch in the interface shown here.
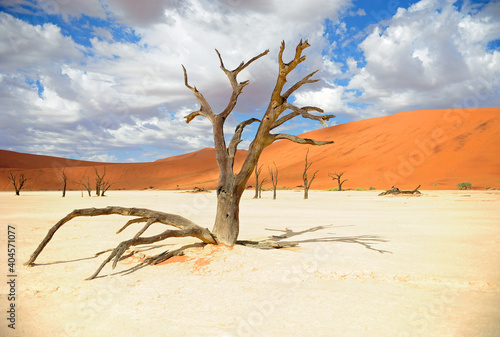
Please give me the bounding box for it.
[25,207,217,279]
[282,70,319,100]
[273,134,334,145]
[272,103,335,129]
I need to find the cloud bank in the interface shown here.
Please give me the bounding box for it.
[0,0,498,161]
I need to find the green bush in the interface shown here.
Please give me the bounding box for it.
[457,182,472,190]
[326,187,339,191]
[356,187,365,191]
[369,186,376,190]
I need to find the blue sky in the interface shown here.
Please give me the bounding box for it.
[0,0,499,162]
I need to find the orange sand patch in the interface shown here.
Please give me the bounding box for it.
[155,254,189,265]
[153,244,235,269]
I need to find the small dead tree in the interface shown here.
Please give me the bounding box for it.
[328,171,347,191]
[26,40,335,280]
[258,176,268,199]
[94,167,104,197]
[101,180,112,196]
[8,172,28,196]
[253,164,264,199]
[268,162,278,200]
[79,175,92,197]
[302,149,318,200]
[61,169,68,197]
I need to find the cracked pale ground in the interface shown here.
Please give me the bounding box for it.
[1,190,499,337]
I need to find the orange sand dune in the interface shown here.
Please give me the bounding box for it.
[0,108,498,191]
[256,108,500,190]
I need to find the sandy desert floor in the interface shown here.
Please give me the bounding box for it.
[0,189,499,337]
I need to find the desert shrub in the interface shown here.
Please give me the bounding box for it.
[327,187,339,191]
[356,187,365,191]
[369,186,376,190]
[457,182,472,190]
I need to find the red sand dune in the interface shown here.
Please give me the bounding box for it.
[0,108,499,191]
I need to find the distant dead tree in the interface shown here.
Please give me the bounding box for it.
[26,40,336,280]
[101,180,112,197]
[61,169,68,197]
[93,166,111,196]
[94,167,103,197]
[302,149,318,200]
[79,175,92,197]
[379,185,421,196]
[253,164,264,199]
[258,176,268,199]
[8,172,28,196]
[328,171,347,191]
[268,162,278,200]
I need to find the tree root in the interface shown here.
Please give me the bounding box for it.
[24,206,217,280]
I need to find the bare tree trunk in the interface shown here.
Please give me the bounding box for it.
[61,169,67,197]
[212,180,242,245]
[253,164,263,199]
[101,181,112,196]
[79,175,92,196]
[302,149,318,199]
[8,172,27,196]
[269,162,278,200]
[258,177,268,199]
[94,167,102,197]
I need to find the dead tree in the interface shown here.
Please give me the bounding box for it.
[379,185,422,196]
[79,175,92,197]
[25,40,335,279]
[328,171,347,191]
[253,164,264,199]
[101,180,112,196]
[302,149,319,199]
[61,169,68,197]
[8,172,28,196]
[258,176,268,199]
[269,162,278,200]
[94,167,104,197]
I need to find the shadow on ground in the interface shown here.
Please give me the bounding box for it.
[239,225,392,254]
[30,225,391,279]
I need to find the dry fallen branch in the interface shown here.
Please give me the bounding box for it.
[379,185,422,196]
[24,207,216,280]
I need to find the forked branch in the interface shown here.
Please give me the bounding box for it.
[216,48,268,118]
[228,118,260,161]
[182,65,215,123]
[272,103,335,129]
[282,70,319,100]
[25,206,216,280]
